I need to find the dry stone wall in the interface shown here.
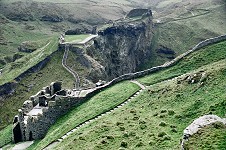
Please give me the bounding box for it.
[12,34,226,143]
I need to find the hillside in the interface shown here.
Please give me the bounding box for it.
[24,38,226,150]
[0,0,226,149]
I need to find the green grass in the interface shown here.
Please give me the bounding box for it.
[64,34,91,43]
[0,125,12,147]
[44,39,226,150]
[0,50,75,130]
[139,40,226,86]
[184,122,226,150]
[0,22,51,57]
[28,81,140,150]
[0,37,58,86]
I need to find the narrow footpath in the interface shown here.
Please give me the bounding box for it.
[62,44,80,89]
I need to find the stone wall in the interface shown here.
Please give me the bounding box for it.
[12,34,226,143]
[12,82,85,142]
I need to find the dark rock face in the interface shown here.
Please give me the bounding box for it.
[65,28,92,35]
[126,9,152,18]
[40,15,63,22]
[18,42,37,53]
[87,13,154,80]
[157,46,176,55]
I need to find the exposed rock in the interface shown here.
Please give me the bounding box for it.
[18,41,39,53]
[126,9,152,18]
[87,12,153,80]
[65,28,92,35]
[157,46,176,55]
[181,115,226,150]
[50,82,62,96]
[40,15,63,22]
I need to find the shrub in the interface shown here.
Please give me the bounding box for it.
[168,110,175,115]
[121,141,128,148]
[160,109,167,113]
[116,122,124,126]
[149,140,154,145]
[130,109,136,113]
[140,124,147,129]
[129,131,136,136]
[120,127,125,131]
[158,131,167,137]
[123,132,129,137]
[136,141,144,147]
[159,114,166,118]
[162,135,171,141]
[171,128,177,133]
[159,121,167,127]
[153,113,158,116]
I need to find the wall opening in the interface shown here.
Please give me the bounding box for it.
[13,123,22,143]
[29,131,33,141]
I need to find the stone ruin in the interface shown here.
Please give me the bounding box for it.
[12,34,226,143]
[12,82,85,143]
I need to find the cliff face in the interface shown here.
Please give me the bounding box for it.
[86,12,154,81]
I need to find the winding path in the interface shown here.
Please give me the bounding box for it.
[43,80,146,150]
[62,44,80,89]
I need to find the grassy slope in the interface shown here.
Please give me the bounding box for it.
[0,50,75,130]
[0,125,12,147]
[142,1,226,69]
[183,122,226,150]
[64,34,91,43]
[0,21,51,56]
[139,40,226,86]
[0,37,58,85]
[28,81,140,150]
[51,40,226,149]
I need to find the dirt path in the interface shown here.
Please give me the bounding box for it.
[12,141,34,150]
[130,80,146,89]
[62,44,80,89]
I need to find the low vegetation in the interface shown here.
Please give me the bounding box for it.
[46,40,226,149]
[28,81,140,150]
[139,40,226,86]
[64,34,91,43]
[0,37,58,85]
[0,125,12,147]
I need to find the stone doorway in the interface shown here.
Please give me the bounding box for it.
[29,131,33,141]
[13,123,22,143]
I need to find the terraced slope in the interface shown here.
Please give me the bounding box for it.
[39,40,226,149]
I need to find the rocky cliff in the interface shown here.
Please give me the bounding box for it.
[85,10,154,81]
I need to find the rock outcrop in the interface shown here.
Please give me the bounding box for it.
[181,115,226,150]
[86,11,153,81]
